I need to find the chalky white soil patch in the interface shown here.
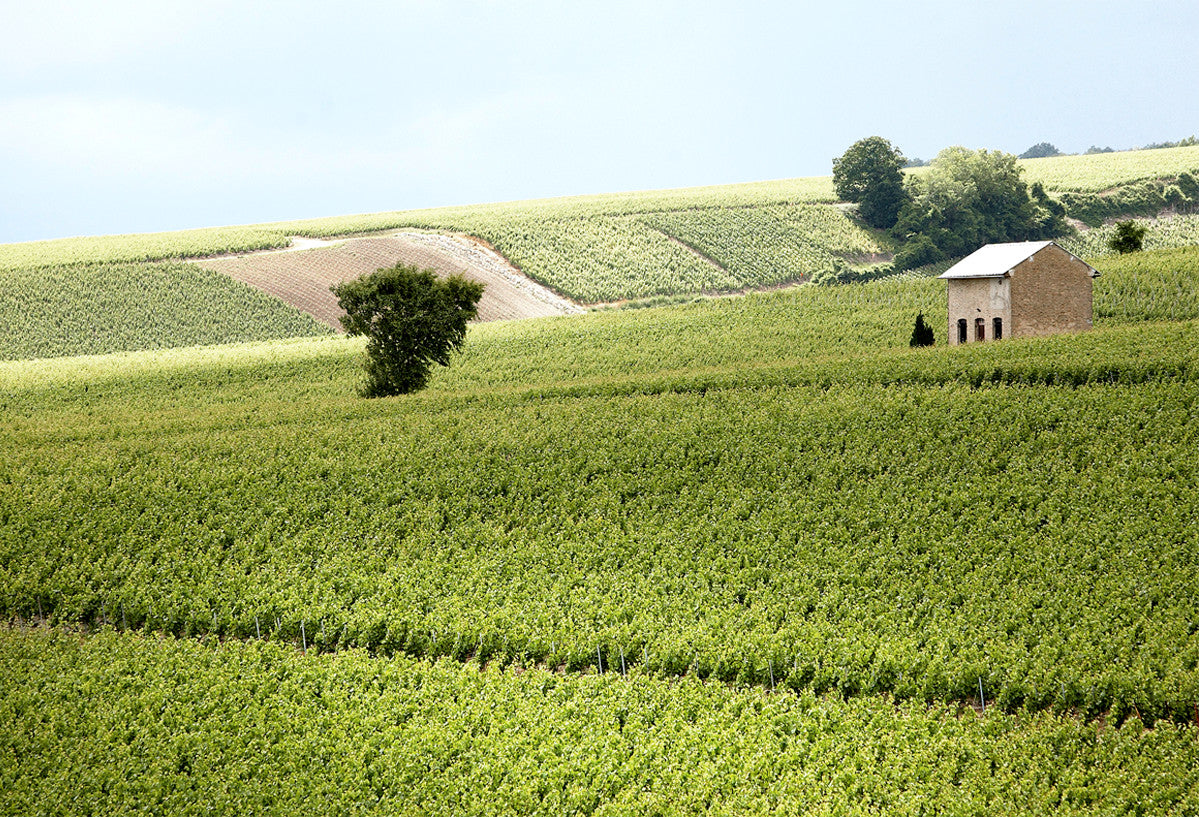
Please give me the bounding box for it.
[194,233,582,330]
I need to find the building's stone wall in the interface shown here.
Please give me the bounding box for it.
[1009,246,1094,338]
[946,277,1010,345]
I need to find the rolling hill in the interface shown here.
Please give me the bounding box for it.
[3,147,1199,814]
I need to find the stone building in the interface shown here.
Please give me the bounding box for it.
[938,241,1100,345]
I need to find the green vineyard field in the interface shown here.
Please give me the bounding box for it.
[6,147,1199,815]
[4,628,1195,816]
[0,261,332,360]
[4,274,1199,723]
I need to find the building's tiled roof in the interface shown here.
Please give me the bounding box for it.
[938,241,1098,279]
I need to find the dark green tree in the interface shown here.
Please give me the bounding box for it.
[332,263,484,397]
[832,136,909,229]
[892,146,1070,268]
[1019,142,1062,159]
[1108,220,1148,254]
[909,312,935,347]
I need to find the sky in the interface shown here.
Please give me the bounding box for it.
[2,0,1197,244]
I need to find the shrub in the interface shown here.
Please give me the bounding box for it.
[893,234,944,271]
[1108,221,1148,254]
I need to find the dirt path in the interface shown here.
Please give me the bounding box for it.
[193,233,583,330]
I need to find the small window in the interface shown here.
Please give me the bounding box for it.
[975,318,985,342]
[993,317,1003,340]
[957,319,967,344]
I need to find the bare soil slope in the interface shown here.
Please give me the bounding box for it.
[194,233,582,330]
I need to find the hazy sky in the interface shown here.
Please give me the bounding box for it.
[2,0,1196,243]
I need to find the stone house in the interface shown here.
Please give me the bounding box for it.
[938,241,1100,345]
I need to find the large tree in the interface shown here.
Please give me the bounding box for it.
[832,136,909,229]
[332,263,484,397]
[892,146,1069,268]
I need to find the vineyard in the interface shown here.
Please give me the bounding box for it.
[0,261,332,361]
[1018,144,1199,192]
[5,147,1199,813]
[4,628,1195,815]
[2,148,1199,353]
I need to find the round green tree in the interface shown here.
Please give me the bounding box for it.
[832,136,909,229]
[1108,220,1148,254]
[332,263,484,397]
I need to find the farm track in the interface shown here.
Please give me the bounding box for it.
[193,233,583,330]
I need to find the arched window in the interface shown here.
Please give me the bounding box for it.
[957,319,967,344]
[993,317,1003,340]
[975,318,985,342]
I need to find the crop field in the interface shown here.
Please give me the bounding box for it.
[5,628,1196,816]
[1059,214,1199,259]
[1018,144,1199,192]
[3,146,1199,331]
[6,150,1199,814]
[5,311,1199,718]
[0,261,332,360]
[0,225,293,273]
[4,273,1199,811]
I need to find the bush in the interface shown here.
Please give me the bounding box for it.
[893,146,1070,262]
[1108,221,1148,254]
[332,263,484,397]
[893,234,944,271]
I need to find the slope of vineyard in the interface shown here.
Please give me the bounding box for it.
[2,146,1198,353]
[5,150,1199,815]
[0,261,332,361]
[5,253,1199,724]
[4,628,1195,816]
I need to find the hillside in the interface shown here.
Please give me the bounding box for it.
[6,245,1199,812]
[4,149,1199,814]
[2,145,1199,362]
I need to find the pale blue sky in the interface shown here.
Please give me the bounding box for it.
[2,0,1196,243]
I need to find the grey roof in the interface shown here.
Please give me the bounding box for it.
[938,241,1099,279]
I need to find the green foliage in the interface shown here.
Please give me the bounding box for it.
[1057,178,1192,227]
[892,233,944,271]
[332,264,483,396]
[1019,142,1062,159]
[1109,220,1149,254]
[909,312,935,346]
[1058,215,1199,259]
[1178,171,1199,200]
[894,146,1070,261]
[0,261,332,360]
[6,628,1197,817]
[832,136,909,228]
[1018,144,1199,193]
[1142,135,1199,150]
[6,271,1199,720]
